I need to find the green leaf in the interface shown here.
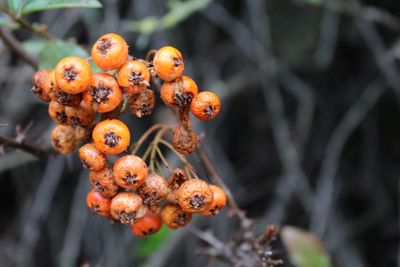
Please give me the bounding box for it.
[20,0,102,15]
[22,38,47,55]
[135,225,171,257]
[6,0,23,15]
[38,40,88,69]
[0,14,18,28]
[281,226,332,267]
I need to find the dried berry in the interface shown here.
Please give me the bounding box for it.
[50,125,78,154]
[128,89,155,118]
[79,143,107,171]
[172,125,198,155]
[31,69,51,102]
[48,100,69,125]
[89,166,119,198]
[138,174,169,206]
[110,192,143,225]
[161,204,192,229]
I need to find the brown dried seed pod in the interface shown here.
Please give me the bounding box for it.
[48,100,70,125]
[172,125,198,155]
[79,143,107,171]
[50,125,77,154]
[128,89,156,118]
[138,174,169,206]
[89,166,119,198]
[65,104,96,128]
[110,192,143,225]
[178,179,213,213]
[166,169,189,203]
[32,69,51,102]
[161,204,192,229]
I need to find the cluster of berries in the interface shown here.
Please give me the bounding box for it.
[30,33,226,237]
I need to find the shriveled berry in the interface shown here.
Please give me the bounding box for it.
[32,69,51,102]
[51,125,78,154]
[65,104,96,127]
[172,125,198,155]
[138,174,169,206]
[161,204,192,229]
[128,89,156,118]
[89,166,119,198]
[48,100,69,125]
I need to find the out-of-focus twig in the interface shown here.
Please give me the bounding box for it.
[0,134,49,158]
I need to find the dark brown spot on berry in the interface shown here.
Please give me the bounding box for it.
[90,204,100,214]
[94,181,104,192]
[70,116,82,126]
[31,85,43,96]
[138,104,153,116]
[63,66,78,82]
[143,192,159,206]
[128,72,144,86]
[104,132,121,148]
[81,159,90,169]
[90,81,111,103]
[174,92,193,107]
[189,194,206,209]
[117,211,136,224]
[174,212,188,225]
[56,112,68,123]
[173,57,183,67]
[97,37,112,56]
[123,173,137,185]
[204,105,216,118]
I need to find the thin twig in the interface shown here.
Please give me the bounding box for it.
[0,134,49,157]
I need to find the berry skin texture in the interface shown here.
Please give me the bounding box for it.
[91,33,129,71]
[86,189,111,217]
[92,119,130,155]
[83,72,122,113]
[32,69,51,102]
[161,204,192,229]
[110,192,143,225]
[65,104,96,127]
[48,100,69,125]
[117,60,150,94]
[199,185,227,216]
[89,166,119,198]
[113,155,147,189]
[51,125,78,154]
[160,76,198,108]
[54,56,92,94]
[153,46,184,82]
[128,89,156,118]
[172,125,198,155]
[138,174,169,206]
[130,212,162,237]
[178,179,214,213]
[79,143,107,171]
[190,91,221,121]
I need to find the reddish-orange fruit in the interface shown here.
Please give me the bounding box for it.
[130,212,162,237]
[110,192,143,225]
[48,100,69,125]
[138,174,169,206]
[172,125,198,155]
[89,166,119,198]
[190,91,221,121]
[92,119,130,155]
[161,204,192,229]
[86,189,111,217]
[47,70,81,107]
[113,155,147,190]
[160,76,197,108]
[117,60,150,94]
[91,33,129,70]
[79,143,107,171]
[31,69,51,101]
[82,73,122,113]
[128,89,156,118]
[51,125,77,154]
[153,46,184,82]
[199,185,227,216]
[54,56,92,94]
[65,104,96,127]
[178,179,213,213]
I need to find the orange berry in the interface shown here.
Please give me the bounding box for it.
[138,174,169,206]
[51,125,78,154]
[161,204,192,229]
[130,212,162,237]
[190,91,221,121]
[89,166,119,198]
[79,143,107,171]
[86,189,111,217]
[178,179,213,213]
[92,119,130,155]
[91,33,129,70]
[82,73,122,113]
[110,192,143,225]
[65,104,96,127]
[160,76,198,108]
[48,100,69,125]
[54,56,92,94]
[113,155,147,189]
[31,69,51,102]
[117,60,150,94]
[153,46,184,82]
[199,185,227,216]
[48,70,81,107]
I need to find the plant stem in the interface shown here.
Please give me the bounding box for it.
[0,135,50,158]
